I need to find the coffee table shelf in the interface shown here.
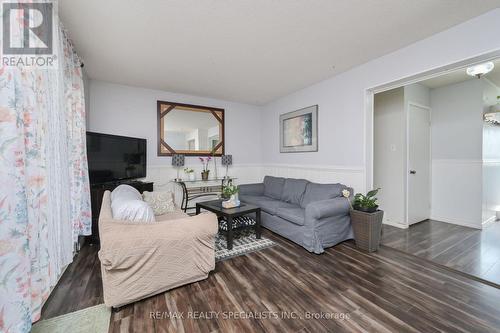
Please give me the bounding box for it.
[195,200,261,250]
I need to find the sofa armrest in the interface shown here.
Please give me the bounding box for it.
[305,197,351,220]
[238,183,264,196]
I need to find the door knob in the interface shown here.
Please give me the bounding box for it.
[409,170,416,174]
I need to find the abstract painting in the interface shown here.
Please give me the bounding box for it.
[280,105,318,153]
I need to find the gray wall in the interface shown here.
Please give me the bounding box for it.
[88,80,263,167]
[374,87,405,226]
[260,9,500,192]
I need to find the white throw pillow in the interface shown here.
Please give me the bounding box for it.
[142,191,176,216]
[111,185,155,223]
[111,184,142,201]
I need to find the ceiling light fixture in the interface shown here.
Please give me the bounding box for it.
[466,62,494,78]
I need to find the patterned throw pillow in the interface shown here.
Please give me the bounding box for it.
[142,191,176,216]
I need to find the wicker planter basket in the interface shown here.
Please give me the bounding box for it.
[350,209,384,252]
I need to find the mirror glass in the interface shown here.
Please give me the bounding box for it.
[158,102,224,156]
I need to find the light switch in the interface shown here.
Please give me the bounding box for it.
[390,144,396,152]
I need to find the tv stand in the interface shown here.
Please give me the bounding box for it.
[89,180,154,244]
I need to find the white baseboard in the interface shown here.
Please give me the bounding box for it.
[382,219,408,229]
[482,215,497,228]
[430,215,482,230]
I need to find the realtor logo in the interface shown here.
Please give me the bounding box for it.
[1,1,56,67]
[2,2,53,54]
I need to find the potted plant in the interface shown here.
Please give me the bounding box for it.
[222,183,239,200]
[199,157,211,180]
[184,168,195,181]
[222,184,240,208]
[345,188,384,252]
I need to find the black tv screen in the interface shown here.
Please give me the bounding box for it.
[86,132,147,184]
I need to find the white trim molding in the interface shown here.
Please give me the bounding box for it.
[482,215,497,228]
[382,219,408,229]
[146,163,366,190]
[144,163,366,205]
[430,215,483,230]
[483,159,500,166]
[261,164,365,191]
[261,164,364,173]
[432,159,483,165]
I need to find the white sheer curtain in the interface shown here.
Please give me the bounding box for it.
[0,14,91,333]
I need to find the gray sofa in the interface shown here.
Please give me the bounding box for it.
[239,176,353,254]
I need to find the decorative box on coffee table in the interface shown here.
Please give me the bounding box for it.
[195,200,261,250]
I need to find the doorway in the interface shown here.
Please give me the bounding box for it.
[371,54,500,287]
[407,103,431,225]
[373,90,431,227]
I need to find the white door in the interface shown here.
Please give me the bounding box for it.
[407,104,431,225]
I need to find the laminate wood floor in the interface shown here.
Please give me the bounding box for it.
[381,219,500,286]
[42,229,500,333]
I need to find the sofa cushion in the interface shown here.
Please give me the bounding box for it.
[276,206,305,226]
[281,178,309,205]
[300,183,344,208]
[240,194,296,215]
[155,210,189,222]
[263,176,285,200]
[239,194,266,207]
[260,200,298,215]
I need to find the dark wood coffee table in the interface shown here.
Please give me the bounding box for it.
[195,200,261,250]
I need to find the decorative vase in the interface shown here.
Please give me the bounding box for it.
[222,193,240,208]
[188,173,195,181]
[350,209,384,252]
[201,170,209,181]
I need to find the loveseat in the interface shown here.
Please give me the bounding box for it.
[239,176,353,254]
[98,190,218,307]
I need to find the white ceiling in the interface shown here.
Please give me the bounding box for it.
[59,0,500,105]
[419,59,500,89]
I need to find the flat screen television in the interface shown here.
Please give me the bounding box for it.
[86,132,147,184]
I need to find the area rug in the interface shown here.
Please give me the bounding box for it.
[32,304,111,333]
[215,230,277,261]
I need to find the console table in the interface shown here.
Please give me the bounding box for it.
[174,178,236,213]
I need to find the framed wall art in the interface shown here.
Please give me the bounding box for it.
[279,105,318,153]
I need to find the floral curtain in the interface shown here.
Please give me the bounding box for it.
[0,19,91,333]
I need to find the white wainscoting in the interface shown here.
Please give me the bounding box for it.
[260,164,366,192]
[483,159,500,226]
[144,163,366,206]
[145,164,263,206]
[431,159,483,229]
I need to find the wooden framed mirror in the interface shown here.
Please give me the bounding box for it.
[157,100,225,156]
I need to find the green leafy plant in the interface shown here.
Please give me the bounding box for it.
[183,168,194,174]
[353,188,380,213]
[222,184,239,198]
